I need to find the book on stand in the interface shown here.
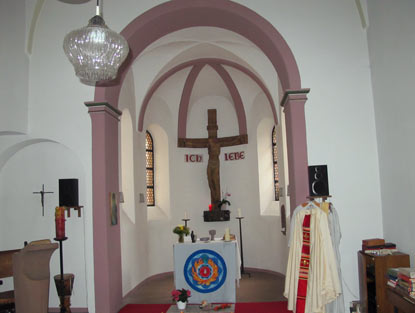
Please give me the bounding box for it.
[361,239,397,255]
[387,268,399,287]
[398,267,415,278]
[388,267,415,299]
[362,238,385,246]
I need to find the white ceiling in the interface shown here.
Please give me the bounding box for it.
[131,26,280,113]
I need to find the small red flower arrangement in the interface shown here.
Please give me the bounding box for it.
[171,288,191,303]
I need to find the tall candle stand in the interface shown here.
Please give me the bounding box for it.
[54,237,67,313]
[182,218,190,228]
[53,205,81,313]
[236,216,251,277]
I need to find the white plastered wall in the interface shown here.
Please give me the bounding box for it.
[0,141,88,308]
[0,0,95,310]
[367,0,415,264]
[0,1,29,134]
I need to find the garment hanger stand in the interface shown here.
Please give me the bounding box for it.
[306,195,332,213]
[306,195,332,202]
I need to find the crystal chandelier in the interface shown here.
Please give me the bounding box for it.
[63,0,129,85]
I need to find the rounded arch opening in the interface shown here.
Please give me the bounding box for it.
[88,1,310,310]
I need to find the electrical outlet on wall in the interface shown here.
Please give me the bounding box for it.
[139,193,145,203]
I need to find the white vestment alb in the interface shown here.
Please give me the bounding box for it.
[284,202,341,313]
[325,204,345,313]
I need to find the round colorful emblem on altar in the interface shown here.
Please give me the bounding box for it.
[183,249,227,293]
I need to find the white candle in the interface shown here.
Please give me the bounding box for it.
[184,210,188,219]
[238,208,242,218]
[225,228,230,241]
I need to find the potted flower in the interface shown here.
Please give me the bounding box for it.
[173,225,190,243]
[171,288,191,310]
[218,192,231,209]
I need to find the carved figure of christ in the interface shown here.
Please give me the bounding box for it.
[178,109,248,209]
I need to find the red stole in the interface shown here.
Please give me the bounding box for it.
[295,213,311,313]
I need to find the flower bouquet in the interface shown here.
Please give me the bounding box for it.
[172,288,191,309]
[173,225,190,243]
[171,288,191,302]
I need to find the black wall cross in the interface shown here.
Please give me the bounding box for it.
[33,184,54,216]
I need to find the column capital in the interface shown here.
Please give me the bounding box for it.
[85,101,122,120]
[280,88,310,211]
[280,89,310,107]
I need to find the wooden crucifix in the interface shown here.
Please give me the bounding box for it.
[178,109,248,209]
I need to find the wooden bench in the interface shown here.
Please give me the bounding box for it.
[0,249,20,312]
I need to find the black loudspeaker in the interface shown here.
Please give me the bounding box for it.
[308,165,329,197]
[59,179,79,207]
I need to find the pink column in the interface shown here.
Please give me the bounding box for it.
[281,89,310,214]
[85,102,123,313]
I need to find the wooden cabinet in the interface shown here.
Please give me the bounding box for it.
[358,251,410,313]
[386,285,415,313]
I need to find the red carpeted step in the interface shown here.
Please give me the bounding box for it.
[235,301,290,313]
[119,303,171,313]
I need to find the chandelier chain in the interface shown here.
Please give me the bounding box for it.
[96,0,100,16]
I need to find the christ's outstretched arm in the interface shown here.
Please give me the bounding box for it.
[218,134,248,148]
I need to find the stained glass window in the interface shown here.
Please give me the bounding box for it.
[272,126,280,201]
[146,131,155,206]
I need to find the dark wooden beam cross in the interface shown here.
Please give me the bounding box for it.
[33,184,54,216]
[178,109,248,209]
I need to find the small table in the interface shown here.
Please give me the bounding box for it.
[173,240,240,304]
[386,285,415,313]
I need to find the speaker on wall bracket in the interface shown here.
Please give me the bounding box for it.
[308,165,330,198]
[59,178,83,217]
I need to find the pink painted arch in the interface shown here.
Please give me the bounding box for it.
[138,58,278,138]
[94,0,301,107]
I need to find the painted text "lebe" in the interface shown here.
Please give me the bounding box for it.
[224,151,245,161]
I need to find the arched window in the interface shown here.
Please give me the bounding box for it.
[272,126,280,201]
[146,131,155,206]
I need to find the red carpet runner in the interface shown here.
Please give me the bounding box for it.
[119,301,290,313]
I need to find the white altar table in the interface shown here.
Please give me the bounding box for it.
[173,239,240,304]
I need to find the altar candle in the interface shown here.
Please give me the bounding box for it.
[184,210,188,219]
[225,228,230,241]
[209,204,212,211]
[238,208,242,218]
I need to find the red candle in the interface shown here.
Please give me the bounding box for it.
[55,217,66,239]
[55,206,66,239]
[209,204,212,211]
